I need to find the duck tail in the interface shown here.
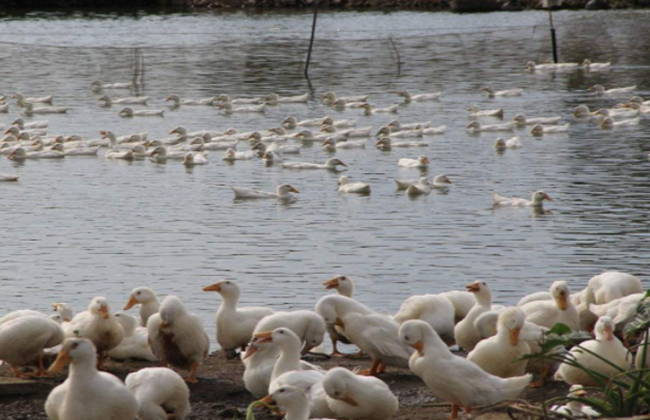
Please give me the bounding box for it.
[492,193,503,204]
[501,374,532,400]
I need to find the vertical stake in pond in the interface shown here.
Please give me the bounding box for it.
[304,0,320,79]
[543,0,561,63]
[549,10,558,63]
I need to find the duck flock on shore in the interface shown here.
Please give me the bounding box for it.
[0,269,648,420]
[0,57,649,420]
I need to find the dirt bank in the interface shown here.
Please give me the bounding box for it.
[0,350,569,420]
[1,0,649,10]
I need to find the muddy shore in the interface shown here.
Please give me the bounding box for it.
[0,350,569,420]
[1,0,649,10]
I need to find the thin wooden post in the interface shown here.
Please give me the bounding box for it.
[304,1,320,78]
[548,9,558,63]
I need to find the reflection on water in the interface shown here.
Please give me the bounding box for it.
[0,9,649,347]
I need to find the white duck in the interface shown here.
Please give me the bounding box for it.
[252,142,301,156]
[223,148,256,161]
[573,104,599,119]
[260,328,333,417]
[405,178,432,196]
[590,293,645,330]
[337,311,414,376]
[0,315,63,377]
[125,367,190,420]
[11,117,48,129]
[261,386,338,420]
[525,61,579,72]
[63,297,124,364]
[480,87,523,98]
[7,147,64,160]
[282,158,347,170]
[215,94,263,104]
[91,81,134,92]
[315,295,376,357]
[12,93,54,106]
[360,104,399,115]
[147,295,210,383]
[494,136,522,150]
[105,149,135,160]
[165,94,215,106]
[337,176,371,194]
[554,316,631,385]
[323,125,372,138]
[218,102,265,113]
[321,92,368,104]
[376,126,423,138]
[467,106,504,118]
[322,275,355,298]
[265,93,309,104]
[322,138,366,151]
[454,281,500,351]
[585,271,643,306]
[52,303,74,322]
[253,310,326,355]
[395,175,451,190]
[0,173,18,182]
[520,281,580,330]
[398,155,429,169]
[400,320,531,419]
[466,121,514,133]
[107,313,156,362]
[46,338,139,420]
[281,116,324,129]
[202,279,274,352]
[123,287,160,327]
[321,117,357,128]
[118,107,164,117]
[393,294,455,344]
[183,152,208,166]
[551,385,601,417]
[512,114,561,126]
[387,120,432,131]
[467,308,530,378]
[23,103,68,115]
[375,137,429,150]
[589,84,636,95]
[148,146,185,162]
[323,367,399,420]
[600,117,640,129]
[531,123,570,136]
[97,95,149,106]
[493,190,553,208]
[396,91,441,102]
[231,184,299,200]
[421,125,446,135]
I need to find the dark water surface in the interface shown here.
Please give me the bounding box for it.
[0,8,649,347]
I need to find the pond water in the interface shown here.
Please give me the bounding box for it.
[0,8,649,348]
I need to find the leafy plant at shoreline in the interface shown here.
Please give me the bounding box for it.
[526,291,650,417]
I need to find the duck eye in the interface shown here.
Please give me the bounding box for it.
[280,389,285,393]
[71,342,79,349]
[136,291,141,295]
[405,336,410,341]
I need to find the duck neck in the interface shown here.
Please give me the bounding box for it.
[272,344,302,381]
[219,293,239,313]
[141,301,160,324]
[69,357,99,383]
[285,397,311,420]
[475,290,493,307]
[338,284,354,298]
